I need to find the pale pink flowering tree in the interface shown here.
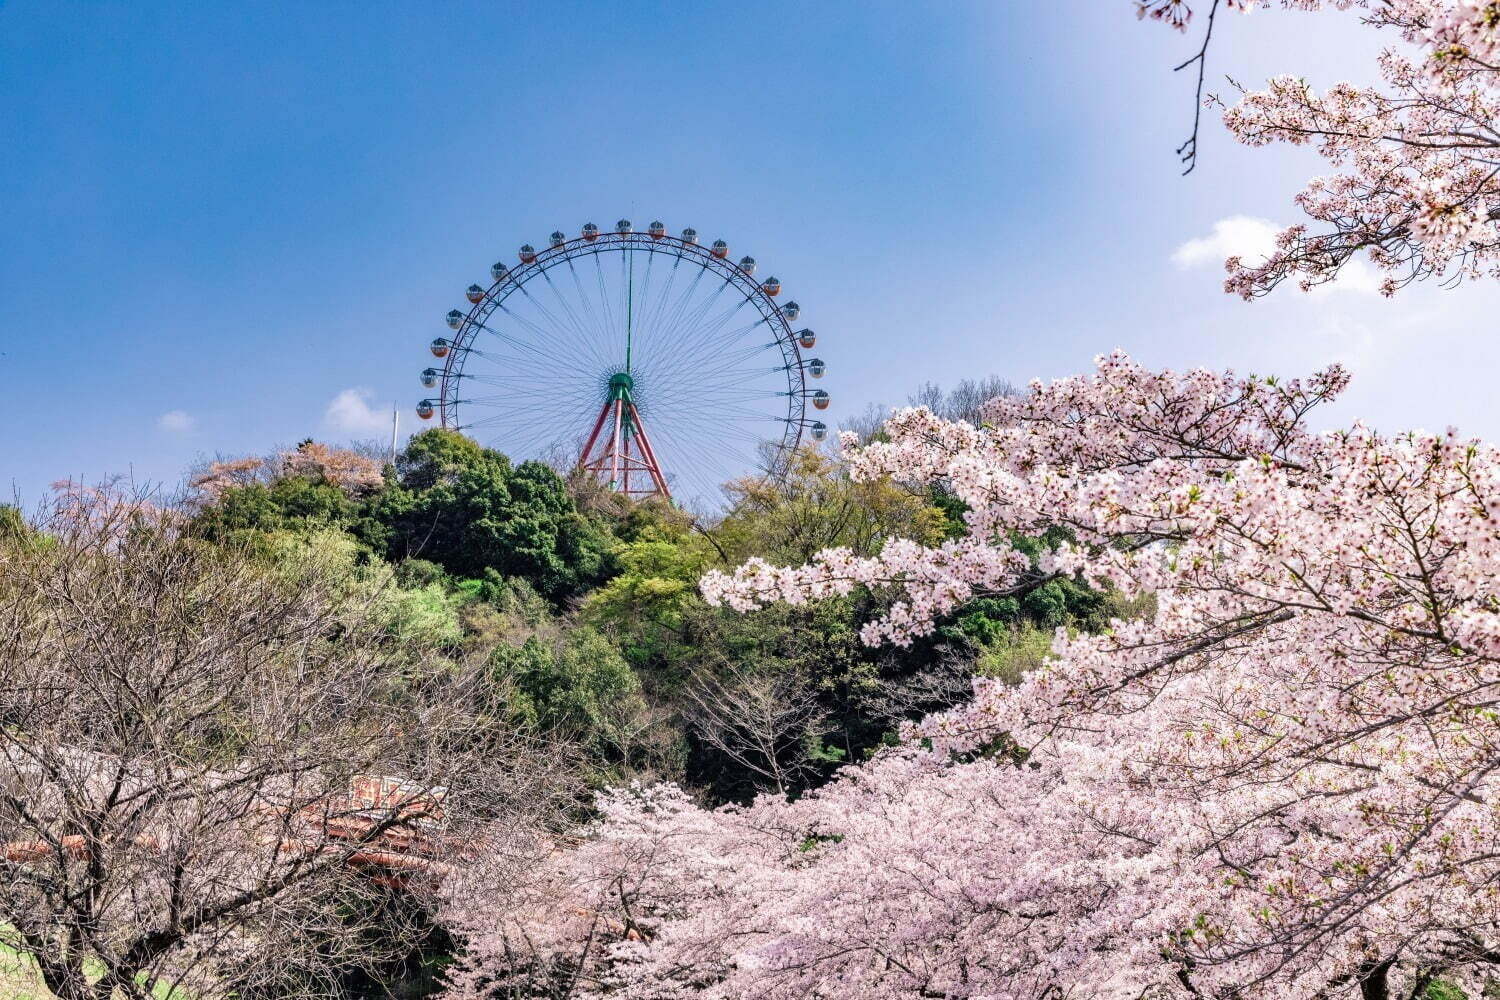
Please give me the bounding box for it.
[187,441,384,502]
[1140,0,1500,297]
[446,353,1500,999]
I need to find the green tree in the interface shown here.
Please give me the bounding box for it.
[490,628,648,767]
[371,430,615,601]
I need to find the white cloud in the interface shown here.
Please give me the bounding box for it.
[324,387,391,436]
[1308,258,1383,297]
[156,410,195,433]
[1172,215,1281,270]
[1174,215,1382,296]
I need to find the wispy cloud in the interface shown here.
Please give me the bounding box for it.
[324,388,391,436]
[156,410,195,434]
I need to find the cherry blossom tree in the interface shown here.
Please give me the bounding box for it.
[187,440,383,502]
[445,353,1500,999]
[1139,0,1500,297]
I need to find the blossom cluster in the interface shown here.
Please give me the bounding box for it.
[448,354,1500,999]
[1144,0,1500,297]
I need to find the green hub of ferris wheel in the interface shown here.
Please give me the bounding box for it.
[608,372,637,439]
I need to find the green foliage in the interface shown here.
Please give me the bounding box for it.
[192,476,360,543]
[712,446,949,564]
[583,524,712,668]
[490,628,646,765]
[371,430,615,602]
[175,410,1133,808]
[973,623,1055,686]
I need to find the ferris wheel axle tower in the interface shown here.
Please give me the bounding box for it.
[578,372,670,497]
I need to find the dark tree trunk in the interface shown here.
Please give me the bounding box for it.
[1359,959,1394,1000]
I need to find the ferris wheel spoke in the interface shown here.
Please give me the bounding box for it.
[689,357,787,391]
[483,310,598,371]
[636,248,658,331]
[645,337,780,391]
[539,269,608,366]
[457,385,595,410]
[652,277,733,356]
[654,269,728,347]
[648,402,788,429]
[473,333,591,382]
[677,386,790,408]
[457,372,581,390]
[447,343,513,367]
[651,427,748,500]
[460,395,595,440]
[643,265,711,354]
[639,254,686,340]
[643,393,787,423]
[563,258,607,351]
[457,370,603,408]
[654,363,785,396]
[564,254,610,361]
[514,280,608,372]
[657,298,756,374]
[591,253,623,354]
[687,292,754,345]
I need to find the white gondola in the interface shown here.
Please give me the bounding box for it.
[549,231,566,247]
[738,255,756,275]
[807,357,825,378]
[446,309,464,330]
[681,227,698,244]
[809,421,828,442]
[781,301,800,322]
[420,368,439,388]
[491,261,510,281]
[616,219,632,234]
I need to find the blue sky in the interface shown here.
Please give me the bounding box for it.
[5,1,1499,503]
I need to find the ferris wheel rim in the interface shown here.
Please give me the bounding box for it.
[426,228,823,494]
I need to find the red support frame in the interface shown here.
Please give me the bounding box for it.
[577,394,671,499]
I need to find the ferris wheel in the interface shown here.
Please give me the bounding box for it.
[417,220,829,507]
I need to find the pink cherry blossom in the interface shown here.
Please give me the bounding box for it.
[1146,1,1500,297]
[444,354,1500,999]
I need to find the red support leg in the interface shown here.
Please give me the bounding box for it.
[578,395,671,500]
[627,401,671,499]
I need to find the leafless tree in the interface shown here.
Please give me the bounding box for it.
[681,660,828,797]
[841,377,1019,448]
[0,487,558,999]
[907,375,1020,425]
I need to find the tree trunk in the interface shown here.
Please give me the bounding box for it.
[1359,959,1393,1000]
